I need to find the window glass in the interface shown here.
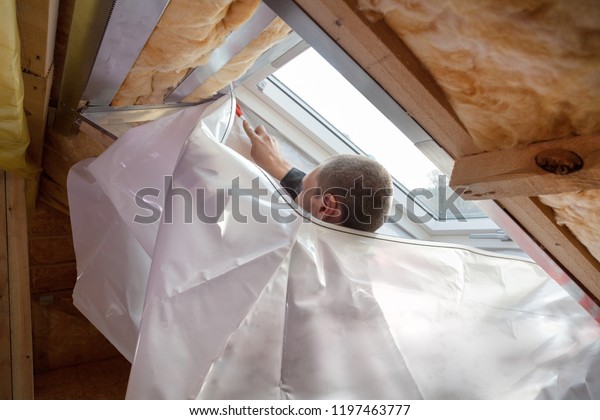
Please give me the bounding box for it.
[272,48,488,220]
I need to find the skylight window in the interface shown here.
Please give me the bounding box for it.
[236,44,526,255]
[273,49,434,191]
[270,48,487,220]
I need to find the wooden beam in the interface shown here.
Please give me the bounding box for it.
[30,263,77,294]
[292,0,480,159]
[78,121,117,149]
[16,0,61,211]
[36,127,110,216]
[16,0,59,148]
[16,0,60,78]
[41,146,71,192]
[451,132,600,200]
[476,200,574,285]
[6,173,34,399]
[44,129,107,167]
[291,0,600,299]
[32,290,123,373]
[0,172,34,399]
[0,172,11,399]
[38,176,70,216]
[497,196,600,301]
[22,67,54,167]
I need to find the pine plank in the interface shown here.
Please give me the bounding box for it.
[0,172,12,399]
[16,0,60,77]
[451,132,600,200]
[6,173,34,399]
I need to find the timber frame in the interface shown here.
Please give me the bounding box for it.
[451,132,600,200]
[0,172,34,399]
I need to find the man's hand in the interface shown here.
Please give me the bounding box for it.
[243,120,292,181]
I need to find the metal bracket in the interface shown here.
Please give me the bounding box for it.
[54,0,116,135]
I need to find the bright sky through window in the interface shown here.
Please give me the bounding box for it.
[272,48,438,191]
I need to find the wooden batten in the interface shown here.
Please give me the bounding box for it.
[31,290,123,373]
[30,263,77,295]
[0,172,34,399]
[27,186,128,397]
[292,0,600,300]
[476,200,574,284]
[16,0,61,211]
[78,122,117,149]
[16,0,60,78]
[22,67,55,167]
[498,196,600,301]
[0,172,11,399]
[37,127,110,215]
[28,197,76,295]
[38,176,70,216]
[451,132,600,200]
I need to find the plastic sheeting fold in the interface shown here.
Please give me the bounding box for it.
[68,98,600,399]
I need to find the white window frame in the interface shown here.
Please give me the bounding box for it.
[236,60,524,255]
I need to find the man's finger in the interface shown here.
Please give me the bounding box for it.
[242,120,258,141]
[254,125,267,136]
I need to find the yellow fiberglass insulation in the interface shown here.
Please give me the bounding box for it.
[0,0,39,178]
[358,0,600,151]
[357,0,600,262]
[111,0,261,107]
[183,17,291,102]
[540,191,600,262]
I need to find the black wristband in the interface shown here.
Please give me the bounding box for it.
[280,167,306,200]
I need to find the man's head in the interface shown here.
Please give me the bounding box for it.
[297,155,393,232]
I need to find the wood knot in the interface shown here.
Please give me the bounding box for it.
[535,148,583,174]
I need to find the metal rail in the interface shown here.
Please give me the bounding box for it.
[82,0,171,106]
[165,2,277,103]
[54,0,116,135]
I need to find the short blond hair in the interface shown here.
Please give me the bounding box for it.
[317,155,393,232]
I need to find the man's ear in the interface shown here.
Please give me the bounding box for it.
[317,193,343,223]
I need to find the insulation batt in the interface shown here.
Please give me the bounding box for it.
[540,190,600,262]
[357,0,600,263]
[0,0,39,178]
[111,0,261,106]
[183,17,291,102]
[357,0,600,150]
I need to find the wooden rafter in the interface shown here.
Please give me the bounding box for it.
[0,173,10,398]
[292,0,600,300]
[498,196,600,300]
[451,132,600,200]
[78,121,117,149]
[16,0,60,167]
[0,172,34,399]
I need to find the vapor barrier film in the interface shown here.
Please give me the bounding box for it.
[68,97,600,399]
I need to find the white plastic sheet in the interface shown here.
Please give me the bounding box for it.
[68,97,600,399]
